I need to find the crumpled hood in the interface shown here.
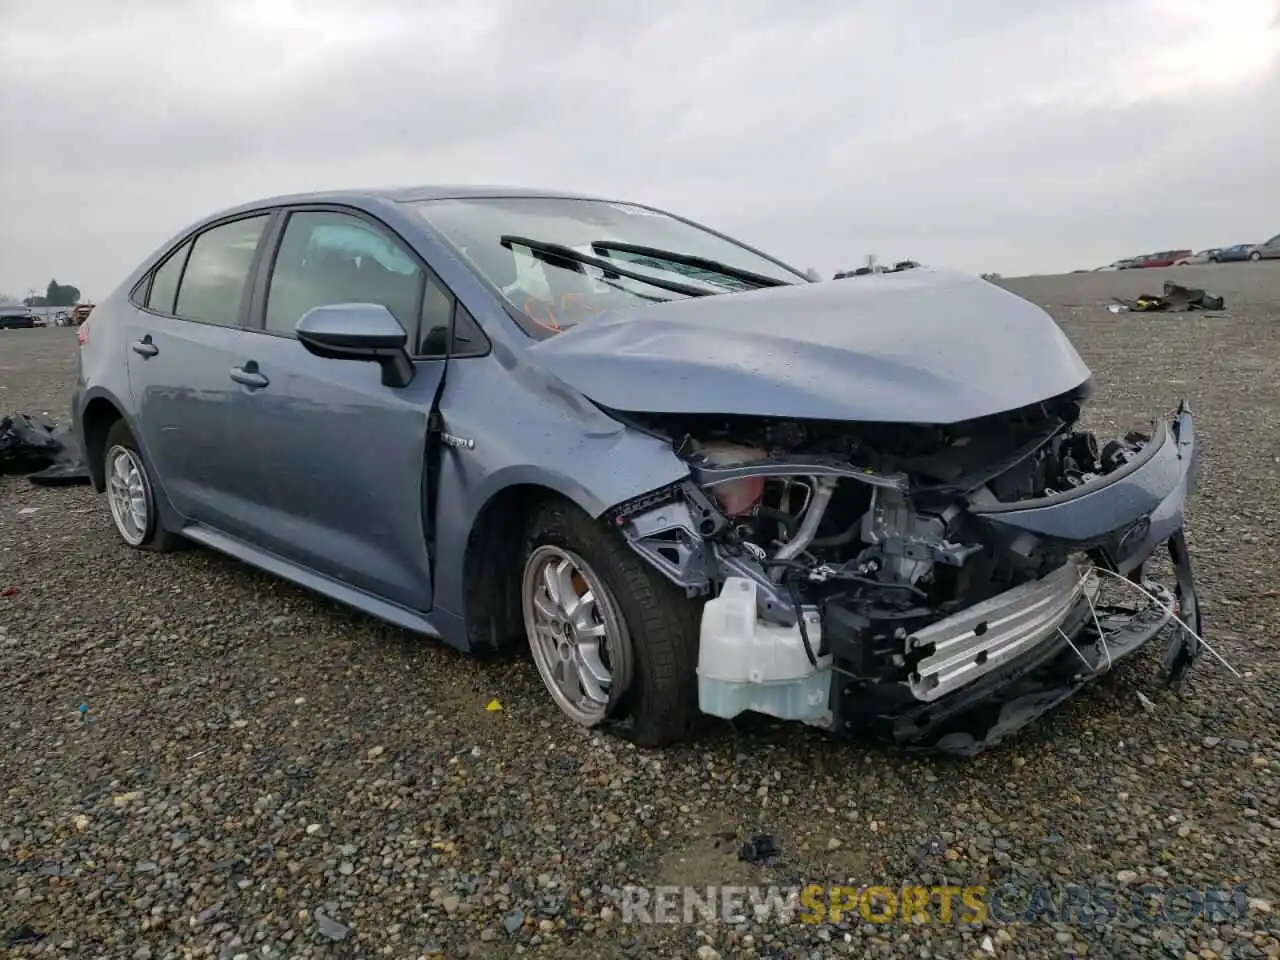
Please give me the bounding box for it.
[526,268,1092,424]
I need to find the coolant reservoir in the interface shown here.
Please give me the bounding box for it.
[699,441,766,516]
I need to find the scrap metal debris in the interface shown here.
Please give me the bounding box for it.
[0,413,90,485]
[738,832,781,866]
[313,908,351,941]
[1111,281,1226,313]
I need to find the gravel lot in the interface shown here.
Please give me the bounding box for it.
[2,264,1278,959]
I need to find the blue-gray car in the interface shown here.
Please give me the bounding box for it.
[71,186,1205,754]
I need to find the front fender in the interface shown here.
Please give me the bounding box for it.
[428,355,692,621]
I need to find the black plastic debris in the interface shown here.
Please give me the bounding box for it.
[738,832,781,866]
[0,413,91,485]
[1111,281,1226,313]
[2,925,45,948]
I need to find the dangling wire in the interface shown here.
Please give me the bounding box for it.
[1077,568,1112,674]
[1091,567,1242,680]
[1057,626,1093,671]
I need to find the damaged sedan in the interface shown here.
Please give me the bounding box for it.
[72,186,1203,753]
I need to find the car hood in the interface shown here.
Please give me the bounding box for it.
[526,268,1092,424]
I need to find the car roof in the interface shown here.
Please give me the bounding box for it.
[206,184,607,221]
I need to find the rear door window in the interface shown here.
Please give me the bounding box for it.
[174,215,270,326]
[146,241,192,314]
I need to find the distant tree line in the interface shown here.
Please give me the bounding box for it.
[24,279,82,307]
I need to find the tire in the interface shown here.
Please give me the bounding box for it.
[102,420,181,552]
[1250,251,1262,261]
[521,500,703,747]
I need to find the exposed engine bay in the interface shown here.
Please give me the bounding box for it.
[606,388,1203,754]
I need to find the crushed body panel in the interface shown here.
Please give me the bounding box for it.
[528,269,1093,424]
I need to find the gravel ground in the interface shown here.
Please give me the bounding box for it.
[2,264,1278,959]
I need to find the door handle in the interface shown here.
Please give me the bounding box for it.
[131,337,158,358]
[229,365,269,389]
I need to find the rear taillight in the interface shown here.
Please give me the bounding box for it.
[77,320,89,346]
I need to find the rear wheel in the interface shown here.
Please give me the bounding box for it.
[1250,250,1262,261]
[103,420,181,552]
[521,501,703,746]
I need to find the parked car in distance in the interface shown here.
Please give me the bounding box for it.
[1096,259,1135,271]
[1129,250,1193,269]
[1214,243,1257,262]
[1248,234,1280,260]
[71,185,1205,753]
[0,304,35,329]
[1174,248,1221,265]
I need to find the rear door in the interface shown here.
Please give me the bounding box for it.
[229,207,455,610]
[126,213,274,534]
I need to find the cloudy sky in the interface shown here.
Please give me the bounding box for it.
[2,0,1277,300]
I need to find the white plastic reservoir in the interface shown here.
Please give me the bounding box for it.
[696,577,833,725]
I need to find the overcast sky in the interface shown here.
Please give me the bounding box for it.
[2,0,1277,300]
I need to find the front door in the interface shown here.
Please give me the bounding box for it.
[232,208,453,610]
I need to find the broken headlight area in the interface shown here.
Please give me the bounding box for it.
[609,394,1202,754]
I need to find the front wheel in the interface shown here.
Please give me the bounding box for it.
[1250,251,1262,261]
[521,501,703,746]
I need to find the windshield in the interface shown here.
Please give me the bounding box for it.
[408,196,806,336]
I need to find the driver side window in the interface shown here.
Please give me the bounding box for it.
[264,211,424,340]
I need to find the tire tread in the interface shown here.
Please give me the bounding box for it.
[525,500,703,747]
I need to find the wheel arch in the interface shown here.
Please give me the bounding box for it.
[79,390,130,492]
[460,481,582,652]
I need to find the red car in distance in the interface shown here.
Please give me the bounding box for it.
[1126,250,1193,269]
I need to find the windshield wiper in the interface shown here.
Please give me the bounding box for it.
[499,235,715,298]
[590,240,792,289]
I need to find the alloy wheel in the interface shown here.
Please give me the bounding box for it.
[106,444,151,546]
[521,544,634,726]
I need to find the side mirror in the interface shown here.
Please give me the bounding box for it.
[296,303,414,388]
